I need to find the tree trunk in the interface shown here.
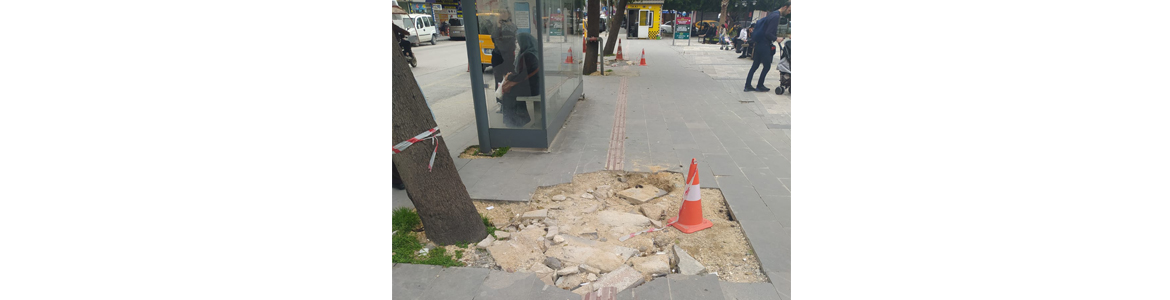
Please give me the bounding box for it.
[719,0,729,31]
[392,38,487,246]
[602,0,629,56]
[584,0,600,74]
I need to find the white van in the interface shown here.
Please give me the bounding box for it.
[394,14,438,46]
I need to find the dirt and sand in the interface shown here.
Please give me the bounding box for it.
[424,170,766,292]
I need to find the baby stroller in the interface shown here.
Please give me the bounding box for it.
[774,39,791,95]
[719,34,732,50]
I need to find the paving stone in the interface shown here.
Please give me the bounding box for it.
[416,267,490,300]
[472,270,538,300]
[766,271,792,300]
[738,220,791,274]
[630,277,671,300]
[494,231,511,240]
[391,264,443,300]
[667,274,724,300]
[704,154,742,176]
[719,281,783,300]
[617,185,665,204]
[476,234,496,249]
[761,196,791,228]
[521,209,549,221]
[590,265,645,293]
[526,275,582,300]
[672,245,707,275]
[616,287,635,300]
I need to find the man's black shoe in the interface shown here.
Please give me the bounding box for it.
[755,86,771,92]
[744,86,757,92]
[394,182,406,190]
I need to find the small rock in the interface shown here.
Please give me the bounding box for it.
[640,205,666,221]
[476,235,496,249]
[585,251,625,273]
[583,204,600,213]
[581,231,599,240]
[557,273,584,289]
[631,255,670,275]
[672,245,707,275]
[544,256,563,269]
[553,235,566,244]
[599,237,607,242]
[587,189,594,193]
[579,264,601,274]
[555,276,565,286]
[586,273,598,281]
[581,193,594,199]
[556,265,580,276]
[494,231,511,240]
[552,195,567,201]
[521,209,548,221]
[571,285,593,296]
[545,226,559,239]
[617,185,665,204]
[649,219,662,227]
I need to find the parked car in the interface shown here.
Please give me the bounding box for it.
[660,20,674,34]
[448,18,466,40]
[394,13,438,46]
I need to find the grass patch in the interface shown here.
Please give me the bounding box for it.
[393,207,421,233]
[460,145,511,158]
[482,215,498,238]
[392,208,465,267]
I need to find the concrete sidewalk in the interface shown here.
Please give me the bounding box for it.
[395,37,791,299]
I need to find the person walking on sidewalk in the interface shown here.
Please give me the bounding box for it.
[743,4,790,92]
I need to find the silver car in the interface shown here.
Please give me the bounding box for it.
[448,18,466,40]
[660,21,674,34]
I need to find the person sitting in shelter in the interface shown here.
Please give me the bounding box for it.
[499,33,541,128]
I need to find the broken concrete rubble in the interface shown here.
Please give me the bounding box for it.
[552,195,567,201]
[617,185,665,204]
[494,231,511,240]
[544,256,563,270]
[672,245,707,275]
[579,264,600,275]
[476,235,495,249]
[630,254,670,276]
[589,265,645,293]
[639,204,666,221]
[556,265,580,276]
[597,211,651,230]
[521,209,548,221]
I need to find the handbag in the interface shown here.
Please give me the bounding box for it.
[501,54,540,95]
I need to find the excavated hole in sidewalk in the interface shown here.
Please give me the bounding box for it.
[421,170,767,294]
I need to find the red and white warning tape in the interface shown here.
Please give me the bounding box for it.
[618,169,698,241]
[392,126,442,172]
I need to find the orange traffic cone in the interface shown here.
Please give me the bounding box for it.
[639,49,647,66]
[565,48,574,64]
[667,158,713,234]
[616,40,624,60]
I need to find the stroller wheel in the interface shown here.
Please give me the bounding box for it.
[775,86,785,95]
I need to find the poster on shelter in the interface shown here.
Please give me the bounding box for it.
[514,2,531,34]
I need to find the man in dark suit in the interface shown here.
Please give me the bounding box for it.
[743,4,791,92]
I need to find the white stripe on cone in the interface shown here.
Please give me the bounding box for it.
[684,184,701,201]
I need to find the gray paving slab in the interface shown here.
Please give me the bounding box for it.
[718,281,783,300]
[757,155,790,178]
[761,196,791,228]
[738,220,791,274]
[666,274,725,300]
[630,277,670,300]
[741,168,787,197]
[392,264,444,300]
[616,287,635,300]
[725,148,763,170]
[720,190,773,222]
[703,154,741,176]
[766,271,791,300]
[525,276,581,300]
[472,270,538,300]
[417,267,491,300]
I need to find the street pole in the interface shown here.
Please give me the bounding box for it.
[462,0,491,154]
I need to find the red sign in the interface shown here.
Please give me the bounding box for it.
[676,17,691,25]
[551,13,563,22]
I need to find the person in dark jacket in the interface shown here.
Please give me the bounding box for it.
[492,10,518,94]
[743,5,789,92]
[500,33,541,127]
